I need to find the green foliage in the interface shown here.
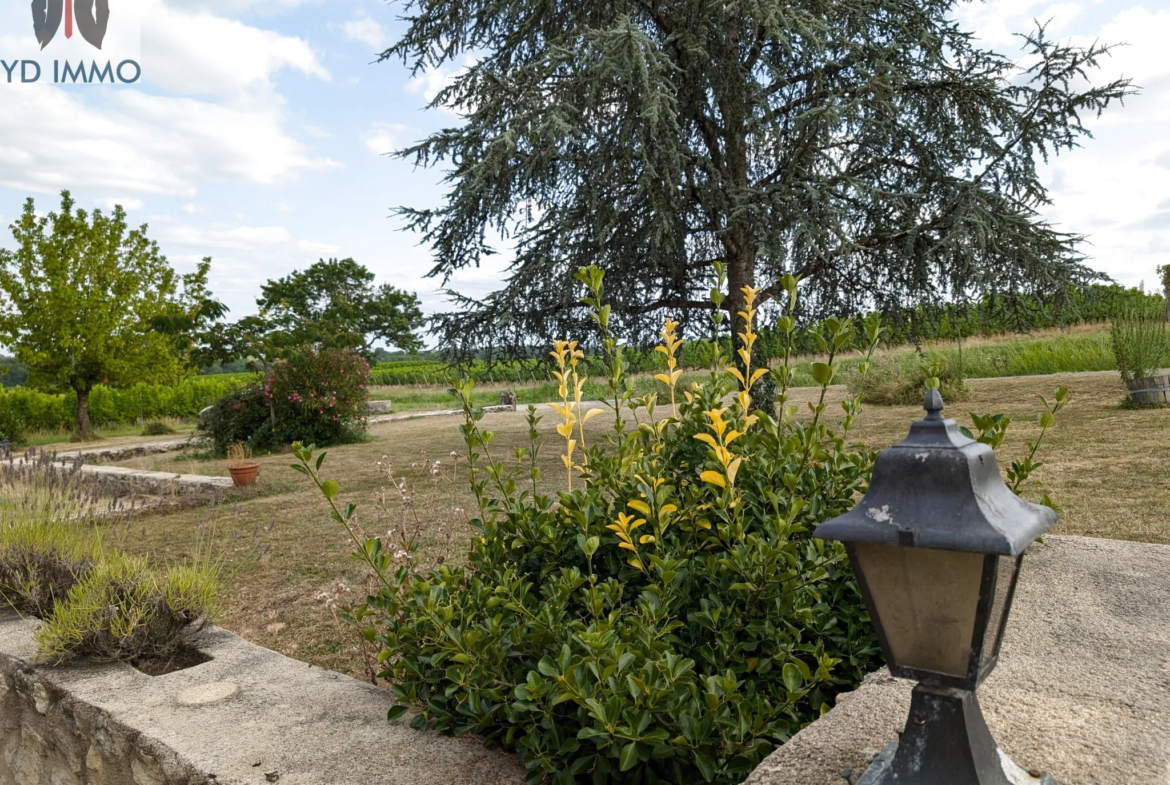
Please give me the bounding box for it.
[0,376,249,435]
[390,0,1132,357]
[205,386,272,455]
[35,552,219,665]
[141,420,177,436]
[0,191,219,435]
[0,496,97,617]
[0,475,218,665]
[1110,304,1168,382]
[297,266,1072,784]
[846,355,970,406]
[0,404,26,443]
[206,347,370,453]
[296,270,887,783]
[257,257,425,356]
[959,387,1070,510]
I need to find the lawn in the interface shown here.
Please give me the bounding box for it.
[107,368,1168,681]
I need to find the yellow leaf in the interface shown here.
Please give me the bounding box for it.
[639,534,655,544]
[737,348,751,366]
[724,429,742,445]
[654,373,673,385]
[744,415,759,429]
[619,542,638,552]
[627,500,651,515]
[659,504,678,515]
[565,439,576,457]
[654,345,670,355]
[727,367,745,385]
[562,455,574,469]
[556,422,574,438]
[629,518,647,530]
[629,558,644,572]
[750,367,769,385]
[582,408,605,423]
[726,457,743,486]
[694,433,719,449]
[606,524,622,533]
[698,519,712,530]
[700,471,726,488]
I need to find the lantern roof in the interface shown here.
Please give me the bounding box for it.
[814,389,1058,556]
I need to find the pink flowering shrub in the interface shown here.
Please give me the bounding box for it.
[206,346,370,453]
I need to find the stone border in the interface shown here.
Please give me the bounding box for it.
[0,614,526,785]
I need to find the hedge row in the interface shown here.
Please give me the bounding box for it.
[0,376,254,433]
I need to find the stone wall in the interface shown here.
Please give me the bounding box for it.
[0,613,526,785]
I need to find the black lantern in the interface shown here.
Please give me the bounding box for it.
[814,389,1058,785]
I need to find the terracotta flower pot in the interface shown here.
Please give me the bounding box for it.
[228,462,260,487]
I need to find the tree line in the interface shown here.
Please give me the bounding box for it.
[0,192,425,436]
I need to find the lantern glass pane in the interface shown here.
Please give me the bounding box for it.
[854,543,984,677]
[980,555,1021,665]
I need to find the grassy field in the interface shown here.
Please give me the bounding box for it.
[370,326,1123,412]
[102,368,1168,680]
[21,418,198,447]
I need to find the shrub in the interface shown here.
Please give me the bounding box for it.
[0,476,100,617]
[0,376,252,434]
[0,519,95,617]
[0,474,218,666]
[35,552,219,664]
[141,420,176,436]
[265,346,370,447]
[206,384,273,455]
[0,404,25,443]
[846,353,969,405]
[295,267,888,784]
[207,347,370,453]
[1110,304,1168,382]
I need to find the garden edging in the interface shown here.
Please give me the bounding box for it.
[0,613,526,785]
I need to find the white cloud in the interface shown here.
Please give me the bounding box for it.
[143,1,329,99]
[155,222,293,250]
[404,55,476,105]
[274,202,295,212]
[96,197,145,211]
[363,122,404,155]
[182,203,205,214]
[342,17,387,50]
[298,238,341,254]
[0,86,341,197]
[949,4,1170,286]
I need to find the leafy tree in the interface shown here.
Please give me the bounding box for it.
[0,192,209,436]
[256,257,424,356]
[382,2,1133,357]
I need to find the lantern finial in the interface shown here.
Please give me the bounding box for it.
[924,387,944,420]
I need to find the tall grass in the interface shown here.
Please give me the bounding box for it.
[1110,306,1168,382]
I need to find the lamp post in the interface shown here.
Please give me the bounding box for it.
[814,389,1058,785]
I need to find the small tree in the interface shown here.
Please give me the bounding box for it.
[0,192,206,436]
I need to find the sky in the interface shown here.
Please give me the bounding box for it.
[1,0,1169,343]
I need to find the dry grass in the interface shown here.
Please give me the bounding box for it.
[112,371,1167,678]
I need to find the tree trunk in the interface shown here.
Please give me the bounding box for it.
[76,387,93,438]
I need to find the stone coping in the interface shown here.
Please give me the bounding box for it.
[0,616,526,785]
[746,534,1170,785]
